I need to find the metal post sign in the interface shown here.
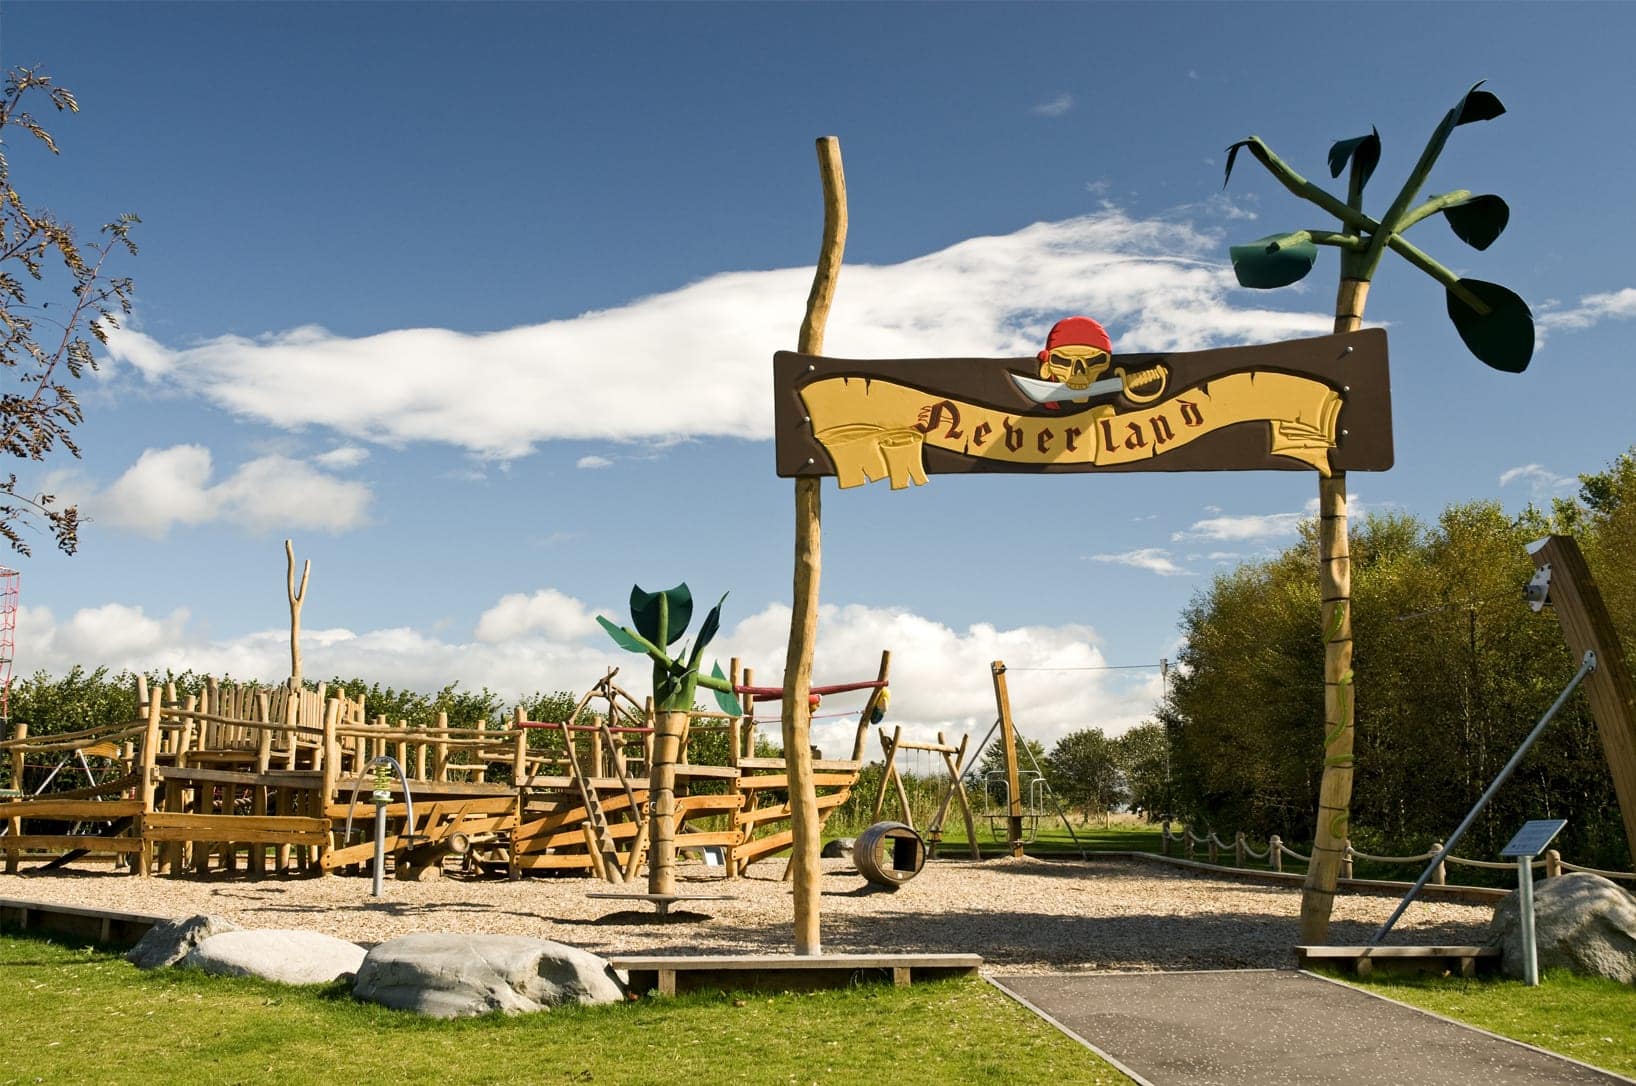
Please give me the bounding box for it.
[774,320,1392,489]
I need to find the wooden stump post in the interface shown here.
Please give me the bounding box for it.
[648,709,688,896]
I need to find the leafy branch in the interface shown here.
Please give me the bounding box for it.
[1224,81,1531,373]
[596,583,740,714]
[0,65,140,555]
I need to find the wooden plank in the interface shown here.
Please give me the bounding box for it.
[156,766,323,788]
[674,794,744,812]
[2,836,144,853]
[737,773,857,791]
[671,764,740,780]
[673,830,743,848]
[738,758,861,773]
[0,799,144,820]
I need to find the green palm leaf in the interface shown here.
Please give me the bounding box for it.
[1230,234,1319,289]
[1446,278,1533,372]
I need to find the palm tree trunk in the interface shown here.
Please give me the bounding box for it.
[1299,277,1369,943]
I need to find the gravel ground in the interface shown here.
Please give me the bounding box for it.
[0,855,1497,973]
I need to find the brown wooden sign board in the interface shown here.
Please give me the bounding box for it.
[774,327,1391,489]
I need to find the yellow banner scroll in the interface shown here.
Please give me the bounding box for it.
[801,371,1342,489]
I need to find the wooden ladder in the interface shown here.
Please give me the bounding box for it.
[564,733,625,884]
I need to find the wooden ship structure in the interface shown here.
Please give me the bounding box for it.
[1,656,889,882]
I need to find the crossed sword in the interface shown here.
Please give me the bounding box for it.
[1009,363,1169,407]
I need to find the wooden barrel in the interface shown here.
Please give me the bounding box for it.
[853,821,926,888]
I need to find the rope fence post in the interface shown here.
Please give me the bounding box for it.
[1430,841,1446,885]
[1340,839,1353,880]
[1234,831,1246,867]
[1269,835,1282,872]
[1545,849,1562,878]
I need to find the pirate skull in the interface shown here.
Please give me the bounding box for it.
[1036,316,1114,390]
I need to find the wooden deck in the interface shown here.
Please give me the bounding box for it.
[1295,944,1501,977]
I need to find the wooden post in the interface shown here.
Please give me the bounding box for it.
[433,711,449,782]
[1430,841,1446,885]
[285,539,311,689]
[1300,276,1370,943]
[1529,534,1636,861]
[648,709,687,896]
[1234,831,1246,867]
[990,660,1026,858]
[1161,819,1171,856]
[1544,849,1562,879]
[1339,838,1353,880]
[781,134,847,957]
[1269,835,1282,872]
[727,658,742,769]
[5,722,24,873]
[740,667,756,759]
[136,693,163,877]
[850,650,892,763]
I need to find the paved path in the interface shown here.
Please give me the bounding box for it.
[993,970,1630,1086]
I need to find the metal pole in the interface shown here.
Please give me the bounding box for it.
[1369,651,1596,945]
[1518,853,1539,986]
[372,802,387,898]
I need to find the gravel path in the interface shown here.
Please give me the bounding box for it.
[0,855,1496,973]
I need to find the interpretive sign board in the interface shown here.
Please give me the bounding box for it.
[1500,818,1568,858]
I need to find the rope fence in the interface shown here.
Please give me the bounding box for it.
[1160,821,1636,886]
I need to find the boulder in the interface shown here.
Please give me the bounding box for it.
[821,837,856,859]
[1487,871,1636,983]
[184,929,366,985]
[353,933,626,1018]
[125,914,241,970]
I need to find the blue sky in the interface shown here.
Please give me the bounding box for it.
[3,3,1633,753]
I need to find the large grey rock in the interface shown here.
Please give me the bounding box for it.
[821,837,856,859]
[184,929,366,985]
[354,933,626,1018]
[126,914,241,970]
[1488,872,1636,983]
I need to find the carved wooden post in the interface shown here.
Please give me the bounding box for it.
[1161,819,1172,856]
[1339,838,1354,880]
[1431,841,1446,885]
[1544,849,1562,879]
[1269,835,1282,872]
[781,135,847,957]
[285,540,311,689]
[1234,831,1246,867]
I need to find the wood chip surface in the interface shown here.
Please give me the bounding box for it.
[0,855,1496,972]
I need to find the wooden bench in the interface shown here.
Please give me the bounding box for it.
[610,952,983,996]
[1296,944,1501,978]
[586,891,735,918]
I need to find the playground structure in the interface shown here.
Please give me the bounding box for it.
[870,725,979,860]
[0,656,890,881]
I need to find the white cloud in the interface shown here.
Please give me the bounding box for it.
[575,455,612,470]
[1084,548,1190,577]
[474,588,610,643]
[313,446,370,469]
[68,445,371,538]
[1032,94,1074,117]
[1538,288,1636,335]
[106,210,1331,459]
[1499,463,1576,499]
[1173,509,1305,543]
[16,595,1165,754]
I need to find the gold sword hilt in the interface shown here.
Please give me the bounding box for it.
[1115,363,1169,404]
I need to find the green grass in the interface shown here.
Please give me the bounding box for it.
[0,934,1128,1086]
[1344,969,1636,1077]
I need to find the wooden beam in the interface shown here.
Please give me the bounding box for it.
[1530,535,1636,860]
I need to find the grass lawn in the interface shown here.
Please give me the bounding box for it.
[1345,969,1636,1078]
[0,933,1128,1086]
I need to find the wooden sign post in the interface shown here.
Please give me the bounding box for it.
[782,136,847,957]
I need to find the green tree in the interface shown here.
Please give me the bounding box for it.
[1117,722,1171,820]
[0,67,138,555]
[1046,727,1122,823]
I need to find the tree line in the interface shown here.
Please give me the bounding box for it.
[1162,447,1636,871]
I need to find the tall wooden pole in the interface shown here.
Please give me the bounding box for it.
[285,539,311,689]
[1299,277,1370,942]
[991,660,1026,857]
[783,135,846,956]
